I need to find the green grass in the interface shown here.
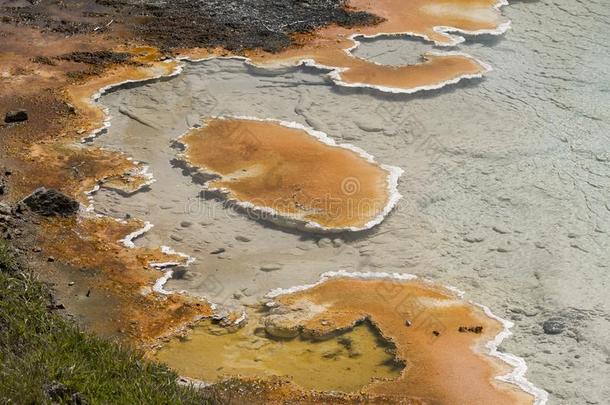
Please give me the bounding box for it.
[0,239,210,404]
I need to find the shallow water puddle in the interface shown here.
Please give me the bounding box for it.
[153,316,402,393]
[151,276,540,403]
[259,276,538,404]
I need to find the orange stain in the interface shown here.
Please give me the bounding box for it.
[262,277,534,404]
[239,0,506,92]
[40,216,213,343]
[179,118,399,230]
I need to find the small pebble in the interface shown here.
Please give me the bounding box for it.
[464,235,485,243]
[492,225,510,234]
[260,264,282,272]
[543,318,566,335]
[317,238,332,248]
[170,234,183,242]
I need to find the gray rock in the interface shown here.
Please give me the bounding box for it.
[354,119,383,132]
[44,381,67,400]
[260,264,282,272]
[317,237,332,248]
[464,234,485,243]
[492,225,510,234]
[264,319,300,339]
[0,202,11,215]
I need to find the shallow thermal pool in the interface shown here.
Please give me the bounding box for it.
[91,0,609,402]
[153,318,402,392]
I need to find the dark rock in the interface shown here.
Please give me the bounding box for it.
[4,110,28,123]
[458,325,483,334]
[45,381,68,400]
[543,318,566,335]
[210,247,226,255]
[70,392,87,405]
[57,51,132,66]
[172,266,188,279]
[21,187,79,216]
[337,336,353,350]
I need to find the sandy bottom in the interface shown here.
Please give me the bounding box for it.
[154,317,401,393]
[90,1,609,403]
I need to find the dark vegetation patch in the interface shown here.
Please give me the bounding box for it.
[31,56,56,66]
[110,0,382,52]
[1,0,381,53]
[56,50,133,66]
[0,6,101,35]
[0,238,212,404]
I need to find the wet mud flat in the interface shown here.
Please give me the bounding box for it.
[88,0,609,403]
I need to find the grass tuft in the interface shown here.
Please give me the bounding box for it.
[0,239,211,404]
